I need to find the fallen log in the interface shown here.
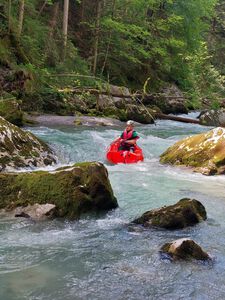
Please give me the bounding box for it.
[156,113,200,124]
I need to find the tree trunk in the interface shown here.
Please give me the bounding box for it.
[38,0,48,17]
[62,0,70,61]
[48,1,59,40]
[101,0,116,75]
[44,1,59,64]
[8,0,12,33]
[18,0,25,37]
[93,0,101,75]
[156,113,200,124]
[81,0,85,22]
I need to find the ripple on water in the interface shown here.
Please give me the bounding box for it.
[1,120,225,299]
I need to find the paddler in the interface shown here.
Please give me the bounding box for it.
[113,120,140,151]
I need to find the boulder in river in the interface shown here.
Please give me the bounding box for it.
[198,109,225,127]
[133,198,207,229]
[160,238,211,261]
[160,127,225,175]
[0,162,118,219]
[0,116,56,171]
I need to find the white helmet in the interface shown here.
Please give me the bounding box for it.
[126,120,134,126]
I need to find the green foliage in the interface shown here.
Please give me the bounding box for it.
[0,0,224,111]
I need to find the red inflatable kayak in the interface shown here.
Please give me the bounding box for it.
[106,141,144,164]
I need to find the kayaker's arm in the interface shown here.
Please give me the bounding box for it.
[124,138,139,145]
[111,136,122,144]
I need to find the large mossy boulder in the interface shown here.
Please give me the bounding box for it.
[0,99,24,126]
[160,127,225,175]
[0,116,56,171]
[0,162,118,219]
[133,198,207,230]
[160,238,210,261]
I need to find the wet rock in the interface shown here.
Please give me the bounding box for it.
[0,99,24,126]
[199,109,225,127]
[0,116,56,171]
[15,211,31,218]
[14,203,56,220]
[160,238,210,261]
[133,198,207,229]
[160,127,225,175]
[0,162,118,219]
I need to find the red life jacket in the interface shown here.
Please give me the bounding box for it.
[122,129,133,140]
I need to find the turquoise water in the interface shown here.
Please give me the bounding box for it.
[1,118,225,299]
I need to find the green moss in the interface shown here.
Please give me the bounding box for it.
[134,198,206,229]
[0,162,118,219]
[160,128,225,175]
[0,100,24,126]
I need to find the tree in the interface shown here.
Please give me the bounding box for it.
[18,0,25,37]
[93,0,102,75]
[62,0,70,61]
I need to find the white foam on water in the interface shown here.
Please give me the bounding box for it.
[2,118,225,300]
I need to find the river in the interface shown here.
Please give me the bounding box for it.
[1,116,225,300]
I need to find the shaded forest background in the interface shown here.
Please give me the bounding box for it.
[0,0,224,112]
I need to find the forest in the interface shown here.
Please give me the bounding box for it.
[0,0,225,117]
[2,2,225,299]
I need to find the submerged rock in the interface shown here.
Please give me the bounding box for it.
[160,127,225,175]
[0,116,56,171]
[160,238,210,261]
[14,203,56,220]
[0,162,118,219]
[133,198,206,229]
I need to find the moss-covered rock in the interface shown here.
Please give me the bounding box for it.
[0,99,24,126]
[160,238,210,261]
[160,127,225,175]
[126,104,155,124]
[0,162,118,219]
[0,116,56,171]
[133,198,207,229]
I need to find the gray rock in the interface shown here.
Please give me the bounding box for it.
[144,84,188,114]
[14,203,56,220]
[199,109,225,126]
[0,116,56,171]
[126,104,155,124]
